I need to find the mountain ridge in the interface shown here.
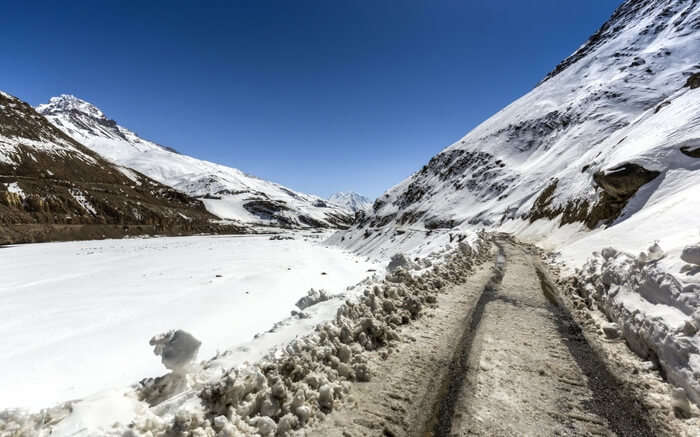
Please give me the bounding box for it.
[0,91,244,244]
[37,95,352,230]
[328,191,373,213]
[337,0,699,249]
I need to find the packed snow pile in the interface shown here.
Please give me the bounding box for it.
[0,233,491,436]
[295,289,332,310]
[150,330,202,374]
[387,253,416,273]
[36,95,352,230]
[681,244,700,267]
[572,243,700,406]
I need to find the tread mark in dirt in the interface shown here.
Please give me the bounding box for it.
[426,243,506,437]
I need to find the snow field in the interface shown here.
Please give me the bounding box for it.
[0,233,378,410]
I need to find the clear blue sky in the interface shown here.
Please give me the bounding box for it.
[3,1,619,198]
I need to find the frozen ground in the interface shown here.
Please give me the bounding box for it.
[0,233,378,410]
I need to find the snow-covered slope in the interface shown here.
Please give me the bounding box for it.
[333,0,700,406]
[0,91,229,244]
[328,191,373,213]
[37,95,352,229]
[338,0,699,259]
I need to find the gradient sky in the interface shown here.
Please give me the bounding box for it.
[3,1,619,198]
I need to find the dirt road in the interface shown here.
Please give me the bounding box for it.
[308,236,655,436]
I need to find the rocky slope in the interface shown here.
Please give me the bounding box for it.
[37,95,352,230]
[337,0,699,255]
[327,192,372,213]
[0,91,243,244]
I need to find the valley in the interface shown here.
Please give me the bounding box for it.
[1,0,699,435]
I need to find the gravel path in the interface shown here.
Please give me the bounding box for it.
[443,237,654,436]
[306,236,657,436]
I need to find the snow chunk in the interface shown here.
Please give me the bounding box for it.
[387,253,414,272]
[149,329,202,373]
[578,248,700,405]
[681,244,700,266]
[295,288,331,310]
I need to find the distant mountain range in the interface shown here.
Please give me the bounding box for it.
[0,92,362,243]
[0,91,242,244]
[36,95,353,230]
[328,192,373,213]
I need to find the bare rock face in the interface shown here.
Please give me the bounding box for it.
[681,244,700,266]
[592,163,660,201]
[150,329,202,373]
[685,72,700,89]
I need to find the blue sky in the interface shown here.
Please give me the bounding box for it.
[4,1,619,198]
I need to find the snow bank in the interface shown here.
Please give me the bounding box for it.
[573,244,700,405]
[0,233,491,436]
[0,233,378,411]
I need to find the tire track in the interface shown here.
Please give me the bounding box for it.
[425,243,506,436]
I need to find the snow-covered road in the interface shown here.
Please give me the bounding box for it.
[0,233,378,410]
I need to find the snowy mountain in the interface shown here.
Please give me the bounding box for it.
[0,91,235,244]
[328,191,373,213]
[332,0,700,407]
[338,0,700,258]
[37,95,352,230]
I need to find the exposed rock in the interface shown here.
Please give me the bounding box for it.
[593,163,660,201]
[685,72,700,89]
[680,146,700,158]
[602,322,620,339]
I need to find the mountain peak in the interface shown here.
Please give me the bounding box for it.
[328,192,373,213]
[37,94,106,120]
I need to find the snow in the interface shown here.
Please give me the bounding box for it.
[576,246,700,405]
[4,182,25,199]
[0,233,379,410]
[331,0,700,408]
[49,388,150,437]
[352,0,700,246]
[0,132,97,168]
[116,166,142,185]
[69,188,97,215]
[36,95,351,229]
[328,192,373,213]
[0,91,100,168]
